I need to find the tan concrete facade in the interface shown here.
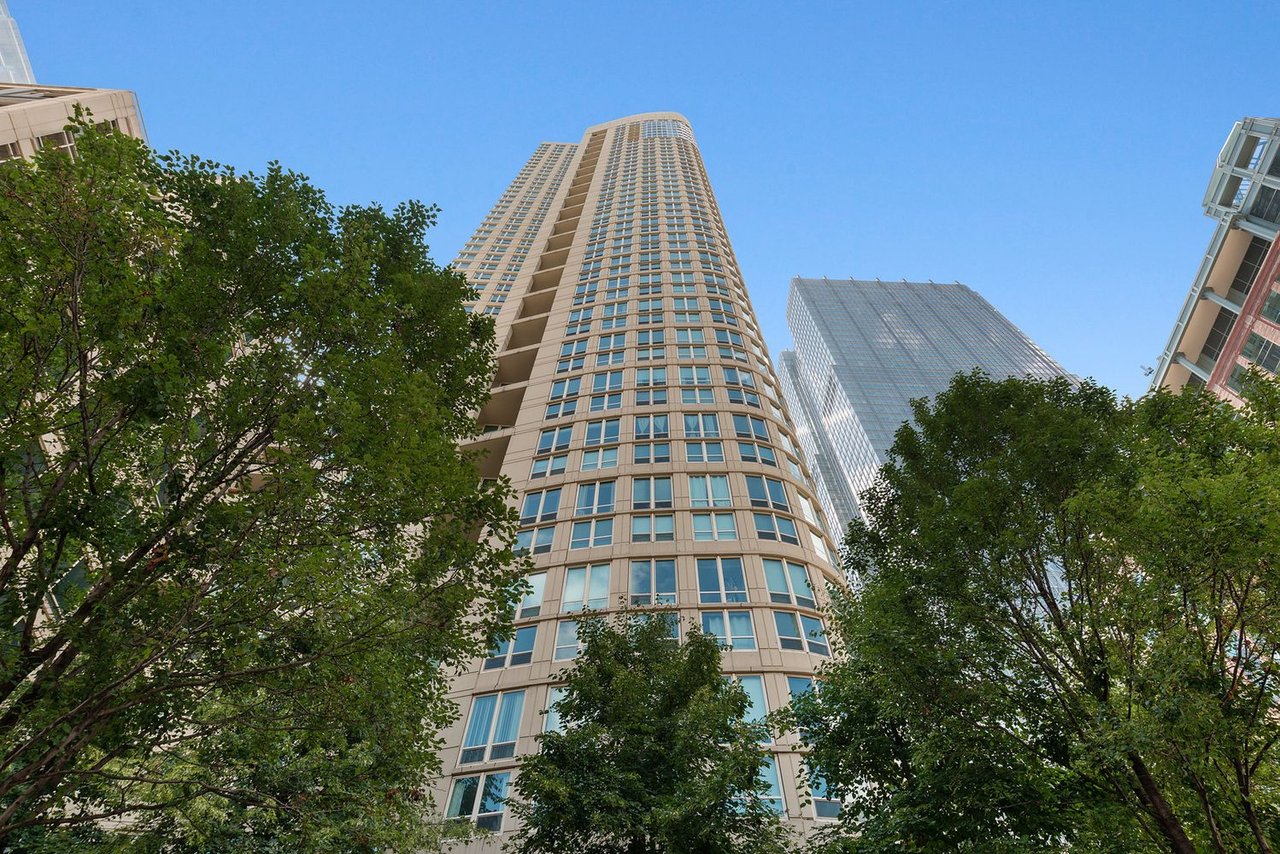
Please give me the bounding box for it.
[434,113,845,849]
[0,82,145,159]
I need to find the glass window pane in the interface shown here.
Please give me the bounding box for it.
[447,776,479,820]
[764,559,790,603]
[493,691,524,744]
[722,558,746,602]
[728,611,755,649]
[463,696,497,750]
[789,563,815,608]
[738,675,767,725]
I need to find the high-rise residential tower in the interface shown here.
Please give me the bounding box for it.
[434,113,844,847]
[0,1,34,85]
[781,277,1067,534]
[1152,117,1280,400]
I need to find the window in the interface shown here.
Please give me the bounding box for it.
[636,367,667,387]
[739,441,777,466]
[732,414,769,441]
[758,756,784,814]
[566,308,592,336]
[601,301,628,329]
[460,690,525,763]
[686,441,725,463]
[638,329,666,346]
[597,332,626,353]
[733,674,769,734]
[520,488,562,524]
[633,476,673,510]
[754,513,800,545]
[1261,290,1280,324]
[550,377,581,401]
[683,413,720,437]
[689,474,731,507]
[544,686,568,734]
[592,371,623,393]
[575,481,616,516]
[563,563,611,611]
[693,511,739,541]
[584,418,621,446]
[637,345,665,361]
[679,366,712,386]
[446,772,510,832]
[557,355,585,373]
[701,610,755,649]
[518,573,546,618]
[631,559,677,605]
[630,513,675,543]
[485,625,536,669]
[678,344,708,359]
[745,476,789,510]
[723,366,755,388]
[636,388,668,406]
[514,526,554,555]
[676,328,705,344]
[538,426,572,454]
[589,392,623,412]
[811,772,841,820]
[794,493,819,527]
[530,454,568,479]
[561,339,588,357]
[787,676,815,700]
[634,442,672,464]
[569,518,613,549]
[554,620,582,660]
[698,557,747,602]
[763,560,815,608]
[635,414,670,440]
[1243,332,1280,374]
[681,387,714,405]
[774,611,830,655]
[581,447,619,471]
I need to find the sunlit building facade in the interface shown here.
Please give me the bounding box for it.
[434,113,845,848]
[781,277,1067,534]
[0,82,145,160]
[1152,117,1280,400]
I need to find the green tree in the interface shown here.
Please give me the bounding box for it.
[792,372,1280,853]
[509,613,792,854]
[0,118,522,850]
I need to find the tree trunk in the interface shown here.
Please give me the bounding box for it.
[1129,753,1196,854]
[1233,757,1274,854]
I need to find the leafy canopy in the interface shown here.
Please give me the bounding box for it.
[509,613,792,854]
[0,117,522,851]
[792,372,1280,853]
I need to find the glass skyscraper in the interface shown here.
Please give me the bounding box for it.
[782,277,1067,536]
[0,1,34,85]
[434,115,845,848]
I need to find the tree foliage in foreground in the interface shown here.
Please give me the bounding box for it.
[792,372,1280,853]
[0,119,522,850]
[509,614,792,854]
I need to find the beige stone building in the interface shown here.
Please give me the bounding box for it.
[434,112,845,848]
[0,82,145,159]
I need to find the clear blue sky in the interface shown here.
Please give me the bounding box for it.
[16,1,1279,397]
